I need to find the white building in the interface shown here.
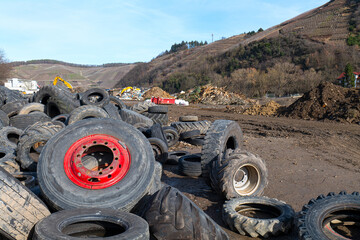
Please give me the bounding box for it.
[4,78,39,94]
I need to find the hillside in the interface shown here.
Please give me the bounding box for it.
[10,61,136,89]
[116,0,360,97]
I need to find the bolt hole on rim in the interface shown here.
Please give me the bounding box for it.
[64,134,131,189]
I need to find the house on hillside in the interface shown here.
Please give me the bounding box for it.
[337,72,360,88]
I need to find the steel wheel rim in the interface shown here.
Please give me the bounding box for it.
[233,164,260,195]
[64,134,131,189]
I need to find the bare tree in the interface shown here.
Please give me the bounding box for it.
[0,50,12,85]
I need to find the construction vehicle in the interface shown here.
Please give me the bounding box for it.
[120,86,141,96]
[53,76,73,89]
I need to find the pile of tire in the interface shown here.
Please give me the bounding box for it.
[165,118,360,239]
[0,86,230,240]
[170,116,211,147]
[130,101,169,125]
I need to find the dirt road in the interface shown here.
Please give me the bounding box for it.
[163,104,360,239]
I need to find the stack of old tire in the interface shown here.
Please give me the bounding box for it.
[170,116,210,147]
[167,117,360,239]
[166,118,296,238]
[0,85,229,240]
[130,101,169,125]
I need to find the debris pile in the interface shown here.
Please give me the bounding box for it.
[180,85,250,105]
[243,101,282,116]
[280,82,360,123]
[142,87,174,99]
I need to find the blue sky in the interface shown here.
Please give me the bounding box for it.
[0,0,328,65]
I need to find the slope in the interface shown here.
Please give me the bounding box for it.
[116,0,360,94]
[11,62,136,89]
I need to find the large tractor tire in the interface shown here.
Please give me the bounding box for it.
[298,191,360,240]
[223,196,294,238]
[210,150,268,199]
[201,120,243,177]
[37,118,155,212]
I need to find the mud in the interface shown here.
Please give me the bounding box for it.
[280,82,360,124]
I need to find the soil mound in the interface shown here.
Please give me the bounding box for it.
[181,85,250,105]
[243,101,282,116]
[280,82,360,123]
[142,87,174,99]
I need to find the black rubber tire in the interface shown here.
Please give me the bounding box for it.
[9,112,51,130]
[18,103,45,115]
[130,101,156,113]
[33,85,75,105]
[167,151,189,165]
[33,208,149,240]
[67,105,109,125]
[144,185,229,240]
[179,129,201,140]
[201,120,243,177]
[45,96,80,117]
[183,136,205,146]
[1,99,28,117]
[80,88,110,107]
[170,120,211,134]
[11,172,36,188]
[0,146,19,173]
[179,115,198,122]
[149,161,163,195]
[51,114,69,125]
[223,196,295,238]
[162,126,179,147]
[148,124,168,147]
[148,137,168,164]
[103,103,122,120]
[298,191,360,240]
[148,105,168,114]
[178,154,202,177]
[141,112,168,125]
[17,121,64,171]
[37,118,155,211]
[0,167,50,240]
[119,109,153,127]
[109,96,126,110]
[211,150,268,199]
[45,97,62,118]
[131,161,164,216]
[0,110,9,126]
[132,162,163,217]
[0,86,26,104]
[0,126,23,149]
[0,92,5,107]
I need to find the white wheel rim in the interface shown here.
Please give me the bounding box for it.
[233,164,261,195]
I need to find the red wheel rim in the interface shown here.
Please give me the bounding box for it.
[64,134,131,189]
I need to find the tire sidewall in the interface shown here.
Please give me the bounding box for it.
[300,194,360,239]
[35,208,149,240]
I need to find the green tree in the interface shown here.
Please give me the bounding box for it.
[344,63,355,88]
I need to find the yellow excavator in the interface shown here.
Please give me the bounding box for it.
[53,76,73,89]
[120,86,141,96]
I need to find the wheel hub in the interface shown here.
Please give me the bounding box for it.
[64,134,131,189]
[233,164,260,195]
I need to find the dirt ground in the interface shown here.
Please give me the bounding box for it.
[162,102,360,240]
